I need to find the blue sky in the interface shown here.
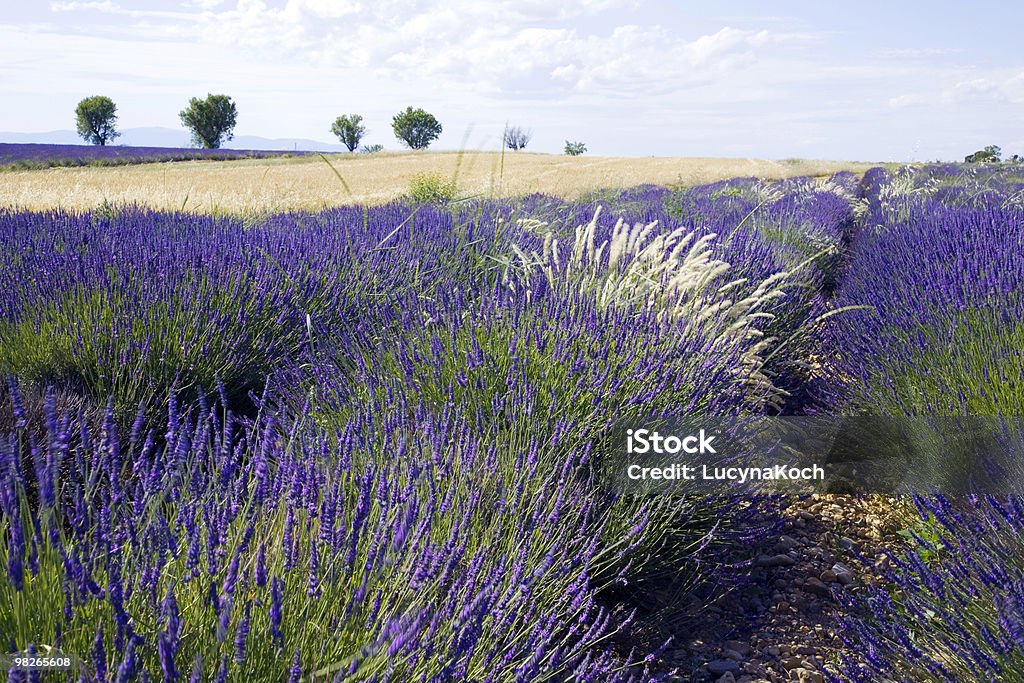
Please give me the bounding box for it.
[2,1,1022,159]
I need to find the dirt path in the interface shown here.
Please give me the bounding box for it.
[661,494,910,682]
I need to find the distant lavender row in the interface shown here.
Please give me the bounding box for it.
[0,142,313,170]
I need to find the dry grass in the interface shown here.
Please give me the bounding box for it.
[0,151,876,213]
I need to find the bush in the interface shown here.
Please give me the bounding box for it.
[408,172,458,203]
[359,144,384,154]
[564,140,587,156]
[964,145,1002,163]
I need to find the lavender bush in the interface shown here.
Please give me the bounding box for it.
[0,176,852,680]
[816,165,1024,681]
[3,168,959,680]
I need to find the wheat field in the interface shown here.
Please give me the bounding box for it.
[0,150,876,213]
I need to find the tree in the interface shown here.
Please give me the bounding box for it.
[330,114,366,152]
[179,94,238,149]
[564,140,587,156]
[964,145,1001,163]
[75,96,120,146]
[392,107,442,150]
[503,125,532,151]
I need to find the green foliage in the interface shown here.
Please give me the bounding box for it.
[329,113,366,152]
[408,172,457,203]
[360,143,384,154]
[179,94,238,149]
[964,145,1002,163]
[391,107,442,150]
[74,95,120,146]
[857,309,1024,416]
[564,140,587,156]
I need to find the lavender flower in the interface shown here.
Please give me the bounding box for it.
[157,632,178,682]
[234,601,251,664]
[287,650,301,683]
[270,576,284,647]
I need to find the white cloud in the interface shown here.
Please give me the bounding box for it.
[286,0,361,18]
[889,72,1024,108]
[38,1,801,100]
[684,26,768,64]
[50,1,119,11]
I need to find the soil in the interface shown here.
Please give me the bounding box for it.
[658,494,913,682]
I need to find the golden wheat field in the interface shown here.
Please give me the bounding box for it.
[0,151,876,213]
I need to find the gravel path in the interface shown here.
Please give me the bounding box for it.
[655,494,911,682]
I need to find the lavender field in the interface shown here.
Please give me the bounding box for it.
[0,143,311,170]
[1,164,1023,681]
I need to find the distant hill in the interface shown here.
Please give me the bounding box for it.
[0,127,350,152]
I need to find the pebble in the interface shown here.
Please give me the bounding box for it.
[775,535,800,550]
[765,646,781,657]
[820,570,838,583]
[781,656,804,671]
[795,668,824,683]
[726,640,753,657]
[716,673,736,683]
[708,659,740,675]
[838,536,855,550]
[802,577,831,597]
[832,562,853,583]
[757,553,797,567]
[724,648,745,662]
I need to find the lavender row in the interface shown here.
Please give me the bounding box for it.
[822,165,1024,680]
[820,165,1024,416]
[0,375,680,681]
[0,143,312,170]
[0,175,864,679]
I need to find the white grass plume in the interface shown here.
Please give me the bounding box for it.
[509,208,797,410]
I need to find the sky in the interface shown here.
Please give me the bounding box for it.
[1,0,1023,160]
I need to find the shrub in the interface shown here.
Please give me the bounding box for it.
[564,140,587,156]
[964,145,1002,163]
[408,172,458,203]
